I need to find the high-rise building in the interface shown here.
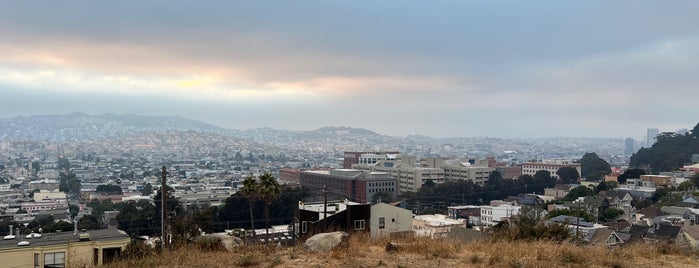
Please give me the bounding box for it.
[624,138,635,155]
[646,128,659,148]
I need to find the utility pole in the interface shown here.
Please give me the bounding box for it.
[161,166,167,251]
[323,185,328,232]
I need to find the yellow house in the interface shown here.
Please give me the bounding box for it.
[0,229,130,267]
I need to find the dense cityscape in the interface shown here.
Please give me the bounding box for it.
[2,1,698,267]
[1,113,699,266]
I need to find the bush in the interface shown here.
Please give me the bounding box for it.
[196,236,226,251]
[490,208,572,242]
[122,240,156,259]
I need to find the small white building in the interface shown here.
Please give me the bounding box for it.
[480,204,521,227]
[370,203,413,238]
[413,214,466,239]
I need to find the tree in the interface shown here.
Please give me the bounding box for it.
[423,179,436,188]
[617,169,646,183]
[239,176,258,236]
[32,160,41,173]
[57,156,70,171]
[556,167,580,184]
[563,186,594,201]
[78,215,100,230]
[595,181,617,194]
[68,205,79,219]
[371,191,393,204]
[140,183,153,196]
[678,181,695,191]
[257,172,281,244]
[599,208,624,221]
[489,171,503,181]
[59,172,81,195]
[96,184,122,195]
[579,152,611,181]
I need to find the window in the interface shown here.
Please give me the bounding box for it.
[379,217,385,229]
[44,252,65,268]
[354,220,365,230]
[34,253,39,268]
[301,221,307,234]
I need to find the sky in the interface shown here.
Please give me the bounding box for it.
[0,1,697,139]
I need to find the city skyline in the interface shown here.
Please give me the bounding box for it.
[1,1,698,138]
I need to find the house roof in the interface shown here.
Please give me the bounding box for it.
[661,206,690,217]
[644,224,682,241]
[548,215,594,227]
[588,228,617,246]
[602,220,631,231]
[582,195,610,207]
[682,196,699,204]
[0,228,129,250]
[637,206,666,219]
[554,184,572,191]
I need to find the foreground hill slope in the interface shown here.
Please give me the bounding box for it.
[107,235,699,268]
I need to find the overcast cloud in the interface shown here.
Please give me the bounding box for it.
[0,1,697,138]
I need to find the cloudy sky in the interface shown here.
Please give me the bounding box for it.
[1,1,697,138]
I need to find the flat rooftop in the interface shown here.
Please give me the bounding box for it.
[0,228,129,250]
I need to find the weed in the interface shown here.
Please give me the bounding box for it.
[235,252,260,267]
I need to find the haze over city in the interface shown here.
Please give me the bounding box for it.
[1,1,698,138]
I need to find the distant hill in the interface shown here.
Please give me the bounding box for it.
[0,113,220,141]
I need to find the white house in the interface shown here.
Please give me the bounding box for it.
[480,204,521,227]
[413,214,466,239]
[370,203,413,238]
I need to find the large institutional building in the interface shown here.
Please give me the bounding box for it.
[343,151,399,169]
[352,155,495,193]
[521,160,581,180]
[299,169,398,203]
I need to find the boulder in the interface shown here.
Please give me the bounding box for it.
[303,231,349,252]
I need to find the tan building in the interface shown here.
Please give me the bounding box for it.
[0,229,130,268]
[354,156,494,193]
[413,214,466,239]
[521,160,581,180]
[640,175,672,187]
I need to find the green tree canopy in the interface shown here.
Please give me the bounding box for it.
[599,208,624,220]
[580,152,612,181]
[617,168,646,183]
[257,172,281,243]
[630,122,699,173]
[556,167,580,184]
[563,186,594,201]
[96,184,123,195]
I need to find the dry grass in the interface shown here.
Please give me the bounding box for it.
[106,234,699,268]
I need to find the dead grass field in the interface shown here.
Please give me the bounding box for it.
[107,234,699,268]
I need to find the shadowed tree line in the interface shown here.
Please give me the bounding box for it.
[630,122,699,173]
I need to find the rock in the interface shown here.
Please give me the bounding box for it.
[385,242,408,252]
[303,231,349,252]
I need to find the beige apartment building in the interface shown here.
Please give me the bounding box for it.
[353,156,494,193]
[0,229,130,268]
[521,160,581,180]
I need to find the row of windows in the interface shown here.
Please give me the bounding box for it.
[369,188,394,193]
[369,182,394,187]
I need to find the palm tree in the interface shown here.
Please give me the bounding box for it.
[240,175,258,237]
[257,172,281,244]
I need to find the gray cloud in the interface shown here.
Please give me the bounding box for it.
[0,1,698,138]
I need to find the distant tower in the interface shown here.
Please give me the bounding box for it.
[624,138,634,155]
[646,128,659,147]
